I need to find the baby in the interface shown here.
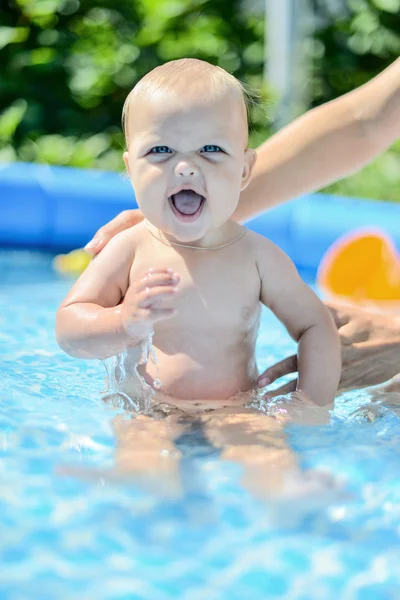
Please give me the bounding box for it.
[56,58,341,413]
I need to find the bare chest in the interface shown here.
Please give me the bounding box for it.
[130,241,261,340]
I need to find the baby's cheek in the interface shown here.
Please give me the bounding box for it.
[133,162,164,188]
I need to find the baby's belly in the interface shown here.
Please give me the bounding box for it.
[141,349,258,401]
[110,339,259,409]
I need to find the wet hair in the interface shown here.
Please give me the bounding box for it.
[122,58,253,146]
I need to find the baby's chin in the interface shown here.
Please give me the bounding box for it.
[165,223,236,247]
[165,215,212,243]
[164,224,210,244]
[142,215,207,244]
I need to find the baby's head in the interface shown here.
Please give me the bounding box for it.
[122,58,257,243]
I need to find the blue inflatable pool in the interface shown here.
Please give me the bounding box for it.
[1,161,399,274]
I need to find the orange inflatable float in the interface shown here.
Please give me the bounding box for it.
[317,229,400,308]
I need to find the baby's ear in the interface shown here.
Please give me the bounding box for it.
[123,151,131,176]
[240,148,257,191]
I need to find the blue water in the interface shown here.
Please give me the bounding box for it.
[1,251,400,600]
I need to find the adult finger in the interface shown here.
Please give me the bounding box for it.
[257,355,297,388]
[326,303,351,329]
[338,321,370,345]
[341,343,360,367]
[85,209,144,255]
[264,379,297,399]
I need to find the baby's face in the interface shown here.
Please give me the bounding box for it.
[123,89,256,243]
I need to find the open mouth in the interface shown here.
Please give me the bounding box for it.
[169,189,206,222]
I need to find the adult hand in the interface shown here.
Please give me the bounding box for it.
[258,303,400,393]
[85,209,144,255]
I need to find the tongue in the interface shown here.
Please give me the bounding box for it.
[172,190,203,215]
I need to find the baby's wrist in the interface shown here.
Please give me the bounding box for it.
[117,307,153,344]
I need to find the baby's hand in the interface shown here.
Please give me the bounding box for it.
[121,268,180,339]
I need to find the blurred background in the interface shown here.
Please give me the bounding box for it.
[0,0,399,202]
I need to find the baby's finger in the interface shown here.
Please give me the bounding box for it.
[137,270,180,292]
[139,285,179,308]
[147,267,175,276]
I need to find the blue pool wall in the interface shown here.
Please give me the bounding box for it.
[1,161,400,274]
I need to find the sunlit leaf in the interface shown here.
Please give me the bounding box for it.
[0,100,28,142]
[15,0,62,18]
[371,0,400,13]
[29,48,57,65]
[0,26,29,50]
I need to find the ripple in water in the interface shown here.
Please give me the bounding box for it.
[1,251,400,600]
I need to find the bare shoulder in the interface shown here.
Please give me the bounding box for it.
[245,229,297,274]
[59,223,145,309]
[92,222,144,262]
[93,222,149,286]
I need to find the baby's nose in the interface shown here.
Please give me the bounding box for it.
[176,161,197,177]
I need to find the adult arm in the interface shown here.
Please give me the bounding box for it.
[234,57,400,221]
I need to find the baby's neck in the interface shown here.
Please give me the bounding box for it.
[144,219,244,251]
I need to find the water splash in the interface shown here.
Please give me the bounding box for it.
[147,332,163,391]
[4,250,400,600]
[245,392,332,426]
[102,333,163,414]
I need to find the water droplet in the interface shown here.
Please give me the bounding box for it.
[153,378,163,390]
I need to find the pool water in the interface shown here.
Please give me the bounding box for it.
[1,251,400,600]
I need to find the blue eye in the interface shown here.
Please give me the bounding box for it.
[201,145,222,153]
[150,146,172,154]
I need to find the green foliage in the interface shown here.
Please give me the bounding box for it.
[0,99,27,141]
[310,0,399,103]
[309,0,400,201]
[323,139,400,201]
[0,0,399,201]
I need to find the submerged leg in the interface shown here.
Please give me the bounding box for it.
[201,406,337,502]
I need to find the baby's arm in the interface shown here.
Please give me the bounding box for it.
[56,229,179,359]
[255,236,341,406]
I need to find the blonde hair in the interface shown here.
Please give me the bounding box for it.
[122,58,252,145]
